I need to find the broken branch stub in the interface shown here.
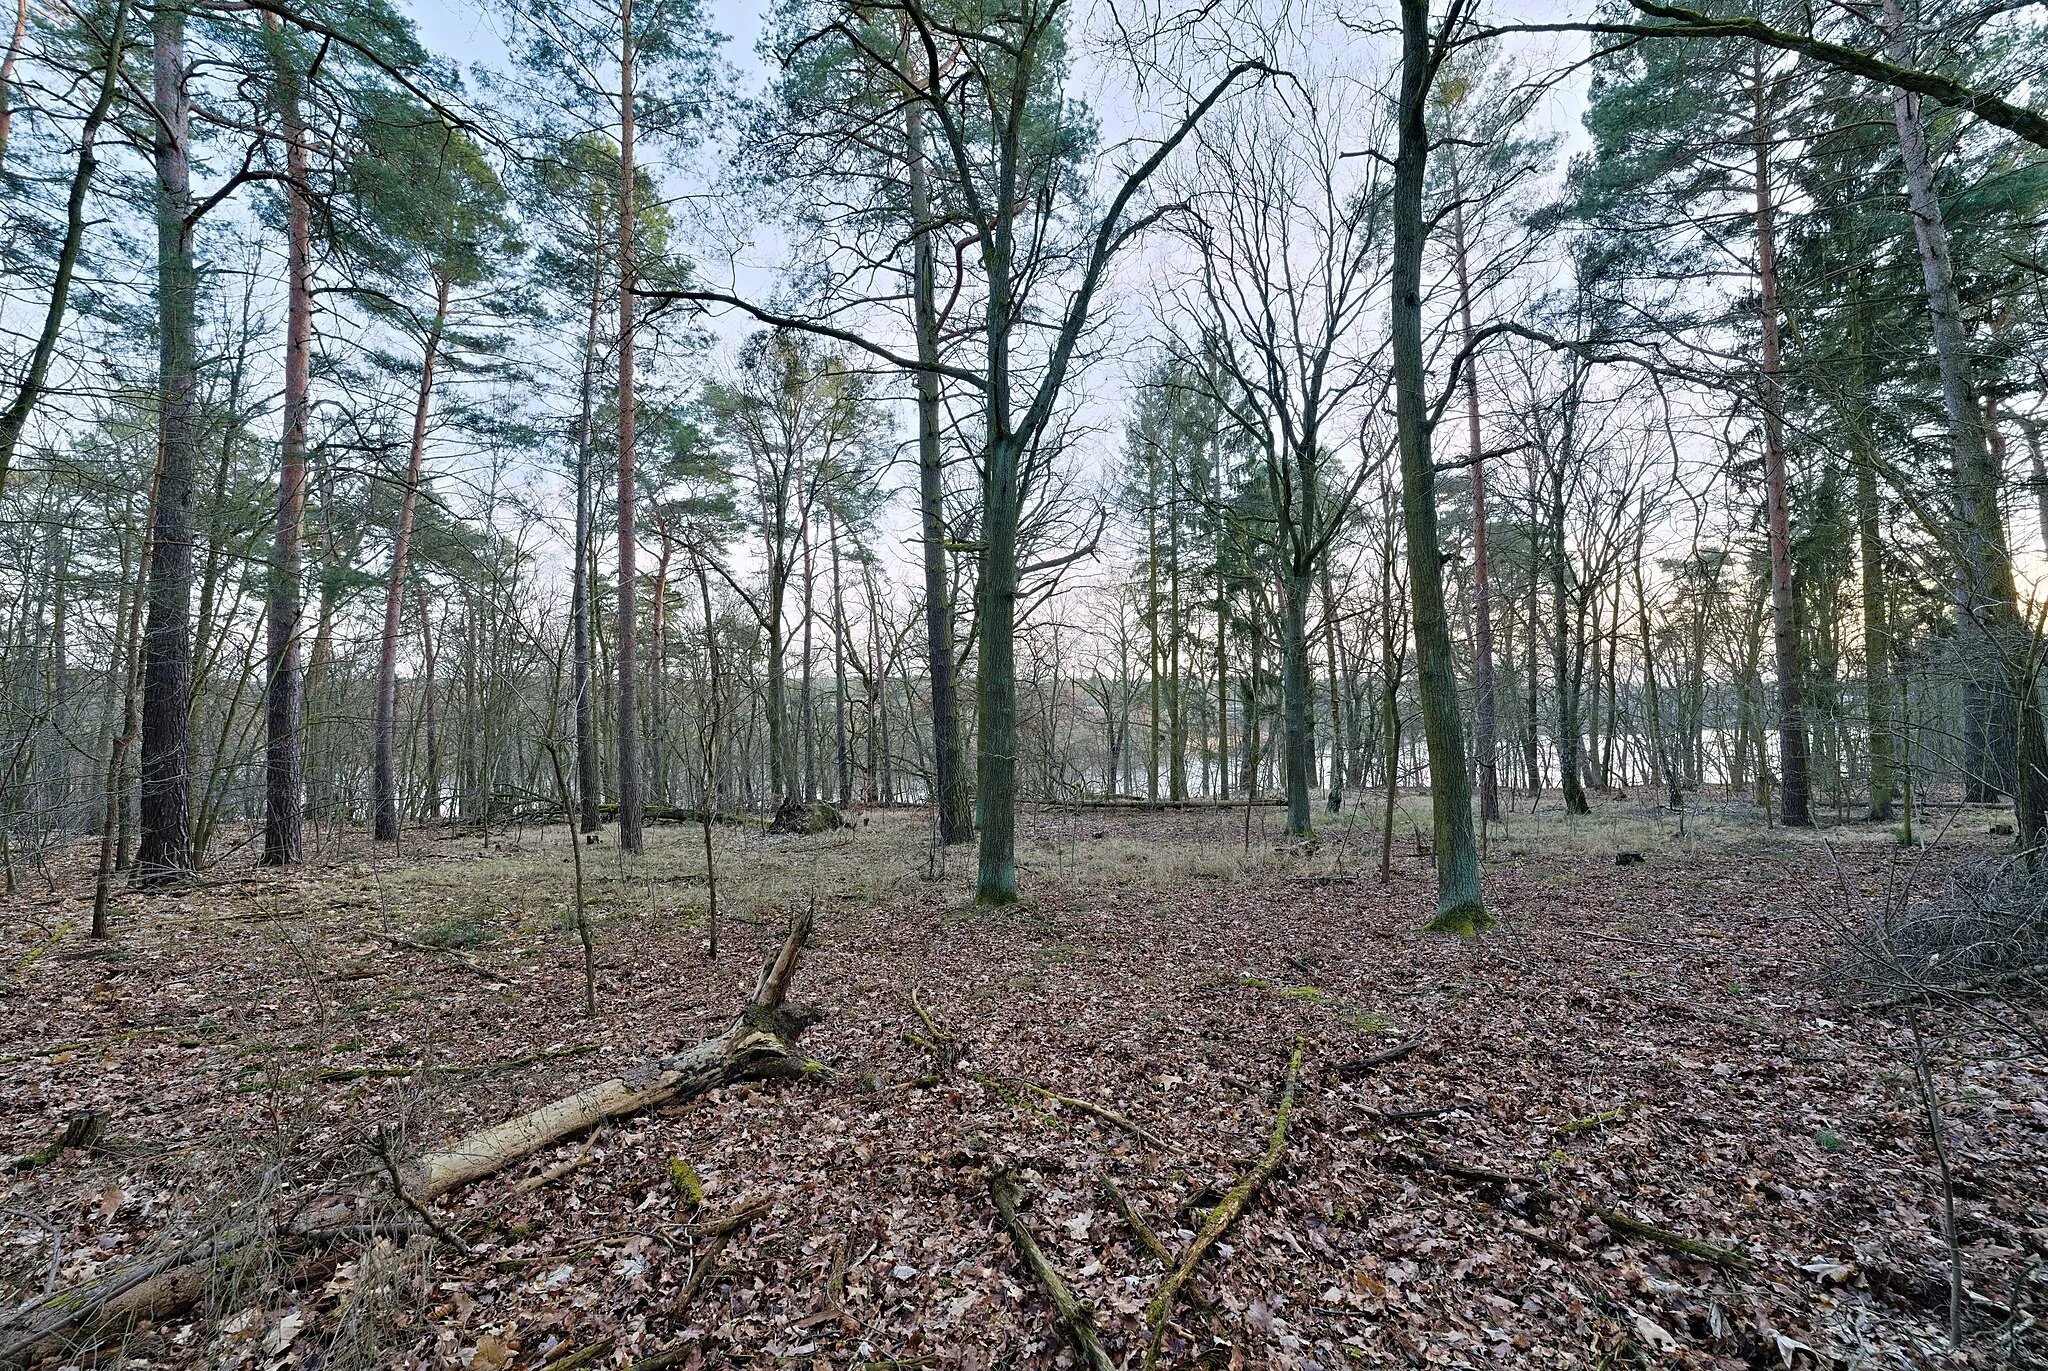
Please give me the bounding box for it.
[398,911,821,1203]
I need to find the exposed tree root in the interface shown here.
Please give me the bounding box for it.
[1142,1040,1304,1370]
[989,1168,1117,1371]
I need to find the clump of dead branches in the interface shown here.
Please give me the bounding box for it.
[1838,854,2046,1004]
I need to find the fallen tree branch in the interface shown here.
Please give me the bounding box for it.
[671,1195,771,1315]
[989,1168,1117,1371]
[907,987,962,1073]
[1394,1146,1752,1271]
[1142,1040,1304,1370]
[1336,1036,1423,1076]
[1554,1103,1635,1138]
[1101,1176,1175,1265]
[374,1126,472,1254]
[397,911,822,1202]
[1009,1079,1174,1152]
[0,1220,423,1364]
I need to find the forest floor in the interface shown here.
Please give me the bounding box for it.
[2,795,2044,1370]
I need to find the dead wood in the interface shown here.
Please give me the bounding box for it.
[0,1220,420,1366]
[537,1337,615,1371]
[1101,1176,1175,1265]
[396,910,821,1202]
[907,987,962,1072]
[1141,1040,1304,1370]
[1394,1146,1753,1271]
[1554,1103,1635,1137]
[988,1168,1117,1371]
[375,1126,472,1254]
[671,1196,770,1314]
[1008,1079,1174,1152]
[1336,1036,1423,1076]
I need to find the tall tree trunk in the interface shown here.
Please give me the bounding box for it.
[800,506,818,802]
[1394,0,1486,932]
[1885,0,2048,856]
[372,278,448,843]
[615,0,644,853]
[263,17,309,865]
[1215,565,1230,801]
[417,581,440,820]
[1280,567,1314,836]
[1322,569,1345,813]
[1147,449,1162,803]
[1853,396,1895,820]
[1753,52,1811,826]
[648,535,671,803]
[572,191,604,832]
[1449,146,1499,825]
[1169,482,1187,801]
[975,436,1022,903]
[1550,461,1590,816]
[830,511,852,806]
[0,0,25,169]
[2025,420,2048,552]
[136,0,196,885]
[905,99,969,842]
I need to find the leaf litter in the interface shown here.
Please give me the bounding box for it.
[1,807,2042,1368]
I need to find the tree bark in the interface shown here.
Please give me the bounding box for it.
[905,100,971,843]
[136,0,196,885]
[1754,50,1810,826]
[615,0,644,853]
[1884,0,2048,857]
[1395,0,1486,932]
[572,184,605,832]
[263,17,310,865]
[1449,147,1499,825]
[373,279,448,844]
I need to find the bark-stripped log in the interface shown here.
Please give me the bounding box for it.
[400,911,821,1202]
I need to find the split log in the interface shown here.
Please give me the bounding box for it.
[398,911,822,1202]
[1142,1040,1303,1370]
[989,1168,1117,1371]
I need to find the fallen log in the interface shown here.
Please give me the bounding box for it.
[399,910,823,1202]
[1142,1040,1304,1370]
